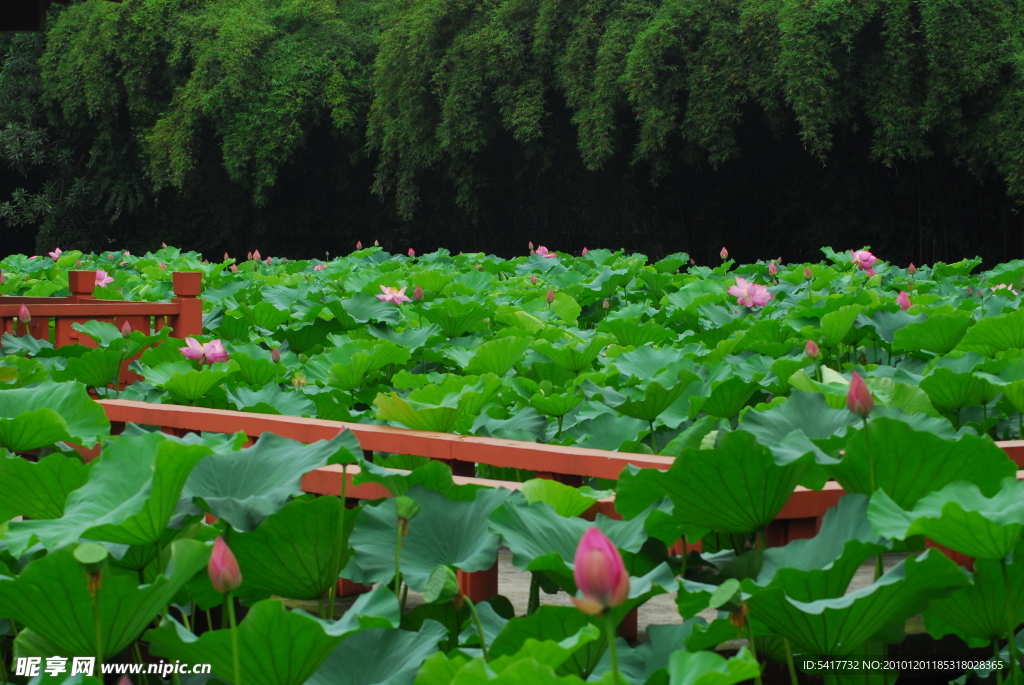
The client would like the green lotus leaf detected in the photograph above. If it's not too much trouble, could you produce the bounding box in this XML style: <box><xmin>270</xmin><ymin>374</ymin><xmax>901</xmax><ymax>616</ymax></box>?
<box><xmin>819</xmin><ymin>305</ymin><xmax>863</xmax><ymax>349</ymax></box>
<box><xmin>237</xmin><ymin>301</ymin><xmax>291</xmax><ymax>330</ymax></box>
<box><xmin>609</xmin><ymin>345</ymin><xmax>685</xmax><ymax>381</ymax></box>
<box><xmin>465</xmin><ymin>336</ymin><xmax>532</xmax><ymax>377</ymax></box>
<box><xmin>746</xmin><ymin>549</ymin><xmax>969</xmax><ymax>656</ymax></box>
<box><xmin>488</xmin><ymin>609</ymin><xmax>604</xmax><ymax>677</ymax></box>
<box><xmin>668</xmin><ymin>649</ymin><xmax>762</xmax><ymax>685</ymax></box>
<box><xmin>52</xmin><ymin>348</ymin><xmax>125</xmax><ymax>388</ymax></box>
<box><xmin>691</xmin><ymin>376</ymin><xmax>758</xmax><ymax>420</ymax></box>
<box><xmin>4</xmin><ymin>432</ymin><xmax>208</xmax><ymax>554</ymax></box>
<box><xmin>344</xmin><ymin>484</ymin><xmax>511</xmax><ymax>591</ymax></box>
<box><xmin>328</xmin><ymin>292</ymin><xmax>403</xmax><ymax>328</ymax></box>
<box><xmin>520</xmin><ymin>478</ymin><xmax>609</xmax><ymax>518</ymax></box>
<box><xmin>597</xmin><ymin>318</ymin><xmax>674</xmax><ymax>348</ymax></box>
<box><xmin>352</xmin><ymin>453</ymin><xmax>485</xmax><ymax>501</ymax></box>
<box><xmin>422</xmin><ymin>298</ymin><xmax>492</xmax><ymax>337</ymax></box>
<box><xmin>891</xmin><ymin>312</ymin><xmax>974</xmax><ymax>355</ymax></box>
<box><xmin>0</xmin><ymin>451</ymin><xmax>91</xmax><ymax>521</ymax></box>
<box><xmin>306</xmin><ymin>622</ymin><xmax>447</xmax><ymax>685</ymax></box>
<box><xmin>867</xmin><ymin>478</ymin><xmax>1024</xmax><ymax>560</ymax></box>
<box><xmin>161</xmin><ymin>368</ymin><xmax>230</xmax><ymax>403</ymax></box>
<box><xmin>825</xmin><ymin>417</ymin><xmax>1015</xmax><ymax>508</ymax></box>
<box><xmin>326</xmin><ymin>341</ymin><xmax>411</xmax><ymax>391</ymax></box>
<box><xmin>919</xmin><ymin>368</ymin><xmax>992</xmax><ymax>412</ymax></box>
<box><xmin>616</xmin><ymin>430</ymin><xmax>814</xmax><ymax>536</ymax></box>
<box><xmin>281</xmin><ymin>318</ymin><xmax>337</xmax><ymax>353</ymax></box>
<box><xmin>368</xmin><ymin>321</ymin><xmax>443</xmax><ymax>350</ymax></box>
<box><xmin>739</xmin><ymin>390</ymin><xmax>856</xmax><ymax>462</ymax></box>
<box><xmin>146</xmin><ymin>586</ymin><xmax>399</xmax><ymax>685</ymax></box>
<box><xmin>184</xmin><ymin>430</ymin><xmax>357</xmax><ymax>532</ymax></box>
<box><xmin>532</xmin><ymin>336</ymin><xmax>614</xmax><ymax>375</ymax></box>
<box><xmin>227</xmin><ymin>384</ymin><xmax>316</xmax><ymax>416</ymax></box>
<box><xmin>959</xmin><ymin>306</ymin><xmax>1024</xmax><ymax>353</ymax></box>
<box><xmin>0</xmin><ymin>381</ymin><xmax>110</xmax><ymax>450</ymax></box>
<box><xmin>616</xmin><ymin>380</ymin><xmax>688</xmax><ymax>424</ymax></box>
<box><xmin>374</xmin><ymin>393</ymin><xmax>462</xmax><ymax>432</ymax></box>
<box><xmin>0</xmin><ymin>539</ymin><xmax>207</xmax><ymax>660</ymax></box>
<box><xmin>522</xmin><ymin>292</ymin><xmax>583</xmax><ymax>325</ymax></box>
<box><xmin>232</xmin><ymin>495</ymin><xmax>361</xmax><ymax>603</ymax></box>
<box><xmin>529</xmin><ymin>391</ymin><xmax>584</xmax><ymax>418</ymax></box>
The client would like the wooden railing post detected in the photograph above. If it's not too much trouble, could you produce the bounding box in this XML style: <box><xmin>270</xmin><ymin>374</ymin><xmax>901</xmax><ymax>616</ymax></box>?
<box><xmin>171</xmin><ymin>272</ymin><xmax>203</xmax><ymax>339</ymax></box>
<box><xmin>458</xmin><ymin>562</ymin><xmax>498</xmax><ymax>603</ymax></box>
<box><xmin>67</xmin><ymin>271</ymin><xmax>96</xmax><ymax>302</ymax></box>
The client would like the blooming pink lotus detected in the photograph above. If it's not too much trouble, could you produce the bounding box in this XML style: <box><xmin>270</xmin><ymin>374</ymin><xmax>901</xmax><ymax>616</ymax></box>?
<box><xmin>851</xmin><ymin>250</ymin><xmax>877</xmax><ymax>275</ymax></box>
<box><xmin>180</xmin><ymin>337</ymin><xmax>229</xmax><ymax>365</ymax></box>
<box><xmin>727</xmin><ymin>277</ymin><xmax>773</xmax><ymax>308</ymax></box>
<box><xmin>377</xmin><ymin>285</ymin><xmax>411</xmax><ymax>305</ymax></box>
<box><xmin>897</xmin><ymin>291</ymin><xmax>911</xmax><ymax>310</ymax></box>
<box><xmin>208</xmin><ymin>537</ymin><xmax>242</xmax><ymax>593</ymax></box>
<box><xmin>95</xmin><ymin>270</ymin><xmax>114</xmax><ymax>287</ymax></box>
<box><xmin>313</xmin><ymin>264</ymin><xmax>326</xmax><ymax>271</ymax></box>
<box><xmin>572</xmin><ymin>528</ymin><xmax>629</xmax><ymax>615</ymax></box>
<box><xmin>48</xmin><ymin>248</ymin><xmax>62</xmax><ymax>260</ymax></box>
<box><xmin>535</xmin><ymin>246</ymin><xmax>556</xmax><ymax>259</ymax></box>
<box><xmin>847</xmin><ymin>371</ymin><xmax>874</xmax><ymax>418</ymax></box>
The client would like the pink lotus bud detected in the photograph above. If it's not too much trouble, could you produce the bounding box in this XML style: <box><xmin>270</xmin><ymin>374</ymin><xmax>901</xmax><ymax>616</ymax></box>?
<box><xmin>374</xmin><ymin>240</ymin><xmax>379</xmax><ymax>247</ymax></box>
<box><xmin>117</xmin><ymin>677</ymin><xmax>133</xmax><ymax>685</ymax></box>
<box><xmin>530</xmin><ymin>249</ymin><xmax>535</xmax><ymax>255</ymax></box>
<box><xmin>18</xmin><ymin>305</ymin><xmax>31</xmax><ymax>323</ymax></box>
<box><xmin>160</xmin><ymin>262</ymin><xmax>167</xmax><ymax>270</ymax></box>
<box><xmin>528</xmin><ymin>241</ymin><xmax>534</xmax><ymax>250</ymax></box>
<box><xmin>847</xmin><ymin>371</ymin><xmax>874</xmax><ymax>418</ymax></box>
<box><xmin>805</xmin><ymin>339</ymin><xmax>820</xmax><ymax>359</ymax></box>
<box><xmin>266</xmin><ymin>257</ymin><xmax>272</xmax><ymax>266</ymax></box>
<box><xmin>967</xmin><ymin>287</ymin><xmax>973</xmax><ymax>296</ymax></box>
<box><xmin>75</xmin><ymin>259</ymin><xmax>82</xmax><ymax>267</ymax></box>
<box><xmin>161</xmin><ymin>242</ymin><xmax>167</xmax><ymax>248</ymax></box>
<box><xmin>121</xmin><ymin>321</ymin><xmax>132</xmax><ymax>338</ymax></box>
<box><xmin>546</xmin><ymin>289</ymin><xmax>555</xmax><ymax>304</ymax></box>
<box><xmin>356</xmin><ymin>241</ymin><xmax>363</xmax><ymax>250</ymax></box>
<box><xmin>804</xmin><ymin>267</ymin><xmax>813</xmax><ymax>280</ymax></box>
<box><xmin>252</xmin><ymin>250</ymin><xmax>261</xmax><ymax>261</ymax></box>
<box><xmin>572</xmin><ymin>528</ymin><xmax>629</xmax><ymax>615</ymax></box>
<box><xmin>247</xmin><ymin>252</ymin><xmax>253</xmax><ymax>260</ymax></box>
<box><xmin>768</xmin><ymin>261</ymin><xmax>779</xmax><ymax>276</ymax></box>
<box><xmin>408</xmin><ymin>248</ymin><xmax>415</xmax><ymax>257</ymax></box>
<box><xmin>230</xmin><ymin>264</ymin><xmax>238</xmax><ymax>273</ymax></box>
<box><xmin>413</xmin><ymin>285</ymin><xmax>423</xmax><ymax>302</ymax></box>
<box><xmin>720</xmin><ymin>247</ymin><xmax>729</xmax><ymax>260</ymax></box>
<box><xmin>271</xmin><ymin>348</ymin><xmax>281</xmax><ymax>363</ymax></box>
<box><xmin>0</xmin><ymin>271</ymin><xmax>5</xmax><ymax>284</ymax></box>
<box><xmin>531</xmin><ymin>275</ymin><xmax>537</xmax><ymax>285</ymax></box>
<box><xmin>908</xmin><ymin>263</ymin><xmax>917</xmax><ymax>275</ymax></box>
<box><xmin>208</xmin><ymin>536</ymin><xmax>242</xmax><ymax>593</ymax></box>
<box><xmin>897</xmin><ymin>291</ymin><xmax>911</xmax><ymax>311</ymax></box>
<box><xmin>689</xmin><ymin>259</ymin><xmax>695</xmax><ymax>265</ymax></box>
<box><xmin>582</xmin><ymin>247</ymin><xmax>589</xmax><ymax>256</ymax></box>
<box><xmin>602</xmin><ymin>299</ymin><xmax>610</xmax><ymax>309</ymax></box>
<box><xmin>224</xmin><ymin>252</ymin><xmax>230</xmax><ymax>261</ymax></box>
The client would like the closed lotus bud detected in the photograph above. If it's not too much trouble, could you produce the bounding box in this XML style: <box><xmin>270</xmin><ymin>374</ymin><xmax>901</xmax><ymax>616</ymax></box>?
<box><xmin>230</xmin><ymin>264</ymin><xmax>238</xmax><ymax>273</ymax></box>
<box><xmin>247</xmin><ymin>252</ymin><xmax>253</xmax><ymax>260</ymax></box>
<box><xmin>768</xmin><ymin>261</ymin><xmax>779</xmax><ymax>276</ymax></box>
<box><xmin>528</xmin><ymin>241</ymin><xmax>534</xmax><ymax>250</ymax></box>
<box><xmin>408</xmin><ymin>248</ymin><xmax>415</xmax><ymax>257</ymax></box>
<box><xmin>253</xmin><ymin>250</ymin><xmax>261</xmax><ymax>261</ymax></box>
<box><xmin>271</xmin><ymin>348</ymin><xmax>281</xmax><ymax>363</ymax></box>
<box><xmin>582</xmin><ymin>247</ymin><xmax>589</xmax><ymax>256</ymax></box>
<box><xmin>121</xmin><ymin>321</ymin><xmax>132</xmax><ymax>338</ymax></box>
<box><xmin>18</xmin><ymin>305</ymin><xmax>30</xmax><ymax>323</ymax></box>
<box><xmin>160</xmin><ymin>262</ymin><xmax>167</xmax><ymax>270</ymax></box>
<box><xmin>117</xmin><ymin>677</ymin><xmax>133</xmax><ymax>685</ymax></box>
<box><xmin>76</xmin><ymin>259</ymin><xmax>83</xmax><ymax>267</ymax></box>
<box><xmin>546</xmin><ymin>289</ymin><xmax>555</xmax><ymax>304</ymax></box>
<box><xmin>224</xmin><ymin>252</ymin><xmax>229</xmax><ymax>261</ymax></box>
<box><xmin>266</xmin><ymin>257</ymin><xmax>272</xmax><ymax>266</ymax></box>
<box><xmin>572</xmin><ymin>528</ymin><xmax>629</xmax><ymax>615</ymax></box>
<box><xmin>530</xmin><ymin>249</ymin><xmax>535</xmax><ymax>255</ymax></box>
<box><xmin>374</xmin><ymin>240</ymin><xmax>379</xmax><ymax>247</ymax></box>
<box><xmin>208</xmin><ymin>536</ymin><xmax>242</xmax><ymax>593</ymax></box>
<box><xmin>805</xmin><ymin>339</ymin><xmax>820</xmax><ymax>359</ymax></box>
<box><xmin>804</xmin><ymin>266</ymin><xmax>813</xmax><ymax>280</ymax></box>
<box><xmin>908</xmin><ymin>263</ymin><xmax>917</xmax><ymax>275</ymax></box>
<box><xmin>356</xmin><ymin>241</ymin><xmax>363</xmax><ymax>250</ymax></box>
<box><xmin>602</xmin><ymin>299</ymin><xmax>610</xmax><ymax>309</ymax></box>
<box><xmin>967</xmin><ymin>287</ymin><xmax>973</xmax><ymax>296</ymax></box>
<box><xmin>414</xmin><ymin>285</ymin><xmax>424</xmax><ymax>302</ymax></box>
<box><xmin>847</xmin><ymin>371</ymin><xmax>874</xmax><ymax>418</ymax></box>
<box><xmin>720</xmin><ymin>247</ymin><xmax>729</xmax><ymax>260</ymax></box>
<box><xmin>161</xmin><ymin>242</ymin><xmax>167</xmax><ymax>248</ymax></box>
<box><xmin>0</xmin><ymin>270</ymin><xmax>4</xmax><ymax>284</ymax></box>
<box><xmin>689</xmin><ymin>259</ymin><xmax>695</xmax><ymax>265</ymax></box>
<box><xmin>897</xmin><ymin>291</ymin><xmax>911</xmax><ymax>310</ymax></box>
<box><xmin>531</xmin><ymin>274</ymin><xmax>537</xmax><ymax>285</ymax></box>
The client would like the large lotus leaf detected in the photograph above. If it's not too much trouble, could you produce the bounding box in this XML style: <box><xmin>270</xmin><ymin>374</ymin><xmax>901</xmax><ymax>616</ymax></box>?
<box><xmin>281</xmin><ymin>319</ymin><xmax>337</xmax><ymax>354</ymax></box>
<box><xmin>304</xmin><ymin>343</ymin><xmax>377</xmax><ymax>384</ymax></box>
<box><xmin>369</xmin><ymin>322</ymin><xmax>443</xmax><ymax>351</ymax></box>
<box><xmin>616</xmin><ymin>381</ymin><xmax>687</xmax><ymax>423</ymax></box>
<box><xmin>328</xmin><ymin>341</ymin><xmax>411</xmax><ymax>391</ymax></box>
<box><xmin>616</xmin><ymin>430</ymin><xmax>814</xmax><ymax>535</ymax></box>
<box><xmin>306</xmin><ymin>621</ymin><xmax>447</xmax><ymax>685</ymax></box>
<box><xmin>891</xmin><ymin>312</ymin><xmax>974</xmax><ymax>355</ymax></box>
<box><xmin>465</xmin><ymin>336</ymin><xmax>532</xmax><ymax>377</ymax></box>
<box><xmin>868</xmin><ymin>478</ymin><xmax>1024</xmax><ymax>560</ymax></box>
<box><xmin>375</xmin><ymin>376</ymin><xmax>501</xmax><ymax>432</ymax></box>
<box><xmin>0</xmin><ymin>451</ymin><xmax>91</xmax><ymax>521</ymax></box>
<box><xmin>0</xmin><ymin>382</ymin><xmax>110</xmax><ymax>450</ymax></box>
<box><xmin>487</xmin><ymin>608</ymin><xmax>605</xmax><ymax>678</ymax></box>
<box><xmin>739</xmin><ymin>390</ymin><xmax>857</xmax><ymax>462</ymax></box>
<box><xmin>238</xmin><ymin>301</ymin><xmax>291</xmax><ymax>330</ymax></box>
<box><xmin>422</xmin><ymin>299</ymin><xmax>491</xmax><ymax>337</ymax></box>
<box><xmin>819</xmin><ymin>305</ymin><xmax>862</xmax><ymax>349</ymax></box>
<box><xmin>161</xmin><ymin>368</ymin><xmax>230</xmax><ymax>403</ymax></box>
<box><xmin>184</xmin><ymin>430</ymin><xmax>357</xmax><ymax>532</ymax></box>
<box><xmin>924</xmin><ymin>539</ymin><xmax>1024</xmax><ymax>645</ymax></box>
<box><xmin>959</xmin><ymin>306</ymin><xmax>1024</xmax><ymax>353</ymax></box>
<box><xmin>521</xmin><ymin>292</ymin><xmax>582</xmax><ymax>325</ymax></box>
<box><xmin>344</xmin><ymin>484</ymin><xmax>511</xmax><ymax>591</ymax></box>
<box><xmin>746</xmin><ymin>550</ymin><xmax>969</xmax><ymax>656</ymax></box>
<box><xmin>609</xmin><ymin>345</ymin><xmax>684</xmax><ymax>380</ymax></box>
<box><xmin>597</xmin><ymin>319</ymin><xmax>674</xmax><ymax>348</ymax></box>
<box><xmin>330</xmin><ymin>292</ymin><xmax>403</xmax><ymax>328</ymax></box>
<box><xmin>824</xmin><ymin>417</ymin><xmax>1015</xmax><ymax>508</ymax></box>
<box><xmin>691</xmin><ymin>376</ymin><xmax>758</xmax><ymax>420</ymax></box>
<box><xmin>352</xmin><ymin>455</ymin><xmax>485</xmax><ymax>501</ymax></box>
<box><xmin>52</xmin><ymin>348</ymin><xmax>125</xmax><ymax>388</ymax></box>
<box><xmin>0</xmin><ymin>539</ymin><xmax>207</xmax><ymax>659</ymax></box>
<box><xmin>920</xmin><ymin>368</ymin><xmax>993</xmax><ymax>412</ymax></box>
<box><xmin>530</xmin><ymin>391</ymin><xmax>584</xmax><ymax>418</ymax></box>
<box><xmin>375</xmin><ymin>393</ymin><xmax>461</xmax><ymax>432</ymax></box>
<box><xmin>520</xmin><ymin>479</ymin><xmax>608</xmax><ymax>518</ymax></box>
<box><xmin>227</xmin><ymin>384</ymin><xmax>316</xmax><ymax>417</ymax></box>
<box><xmin>232</xmin><ymin>495</ymin><xmax>361</xmax><ymax>603</ymax></box>
<box><xmin>146</xmin><ymin>586</ymin><xmax>398</xmax><ymax>685</ymax></box>
<box><xmin>532</xmin><ymin>336</ymin><xmax>614</xmax><ymax>374</ymax></box>
<box><xmin>5</xmin><ymin>433</ymin><xmax>208</xmax><ymax>554</ymax></box>
<box><xmin>668</xmin><ymin>649</ymin><xmax>762</xmax><ymax>685</ymax></box>
<box><xmin>862</xmin><ymin>310</ymin><xmax>927</xmax><ymax>344</ymax></box>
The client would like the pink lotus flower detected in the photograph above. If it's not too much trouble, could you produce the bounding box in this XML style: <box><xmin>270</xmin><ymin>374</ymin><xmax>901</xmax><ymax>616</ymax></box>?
<box><xmin>313</xmin><ymin>264</ymin><xmax>326</xmax><ymax>271</ymax></box>
<box><xmin>121</xmin><ymin>321</ymin><xmax>132</xmax><ymax>338</ymax></box>
<box><xmin>48</xmin><ymin>248</ymin><xmax>62</xmax><ymax>260</ymax></box>
<box><xmin>572</xmin><ymin>528</ymin><xmax>629</xmax><ymax>615</ymax></box>
<box><xmin>847</xmin><ymin>371</ymin><xmax>874</xmax><ymax>418</ymax></box>
<box><xmin>224</xmin><ymin>252</ymin><xmax>230</xmax><ymax>261</ymax></box>
<box><xmin>377</xmin><ymin>286</ymin><xmax>411</xmax><ymax>305</ymax></box>
<box><xmin>247</xmin><ymin>252</ymin><xmax>253</xmax><ymax>260</ymax></box>
<box><xmin>727</xmin><ymin>277</ymin><xmax>773</xmax><ymax>308</ymax></box>
<box><xmin>908</xmin><ymin>263</ymin><xmax>917</xmax><ymax>275</ymax></box>
<box><xmin>535</xmin><ymin>246</ymin><xmax>556</xmax><ymax>259</ymax></box>
<box><xmin>546</xmin><ymin>289</ymin><xmax>555</xmax><ymax>304</ymax></box>
<box><xmin>408</xmin><ymin>248</ymin><xmax>415</xmax><ymax>257</ymax></box>
<box><xmin>804</xmin><ymin>266</ymin><xmax>813</xmax><ymax>280</ymax></box>
<box><xmin>208</xmin><ymin>537</ymin><xmax>242</xmax><ymax>593</ymax></box>
<box><xmin>265</xmin><ymin>257</ymin><xmax>272</xmax><ymax>265</ymax></box>
<box><xmin>18</xmin><ymin>305</ymin><xmax>30</xmax><ymax>323</ymax></box>
<box><xmin>180</xmin><ymin>338</ymin><xmax>229</xmax><ymax>365</ymax></box>
<box><xmin>271</xmin><ymin>348</ymin><xmax>281</xmax><ymax>363</ymax></box>
<box><xmin>805</xmin><ymin>339</ymin><xmax>820</xmax><ymax>359</ymax></box>
<box><xmin>356</xmin><ymin>241</ymin><xmax>363</xmax><ymax>250</ymax></box>
<box><xmin>582</xmin><ymin>247</ymin><xmax>589</xmax><ymax>256</ymax></box>
<box><xmin>897</xmin><ymin>291</ymin><xmax>911</xmax><ymax>310</ymax></box>
<box><xmin>528</xmin><ymin>241</ymin><xmax>534</xmax><ymax>250</ymax></box>
<box><xmin>720</xmin><ymin>247</ymin><xmax>729</xmax><ymax>260</ymax></box>
<box><xmin>768</xmin><ymin>261</ymin><xmax>779</xmax><ymax>276</ymax></box>
<box><xmin>252</xmin><ymin>250</ymin><xmax>261</xmax><ymax>261</ymax></box>
<box><xmin>602</xmin><ymin>299</ymin><xmax>610</xmax><ymax>309</ymax></box>
<box><xmin>851</xmin><ymin>250</ymin><xmax>877</xmax><ymax>273</ymax></box>
<box><xmin>230</xmin><ymin>264</ymin><xmax>238</xmax><ymax>273</ymax></box>
<box><xmin>95</xmin><ymin>270</ymin><xmax>114</xmax><ymax>287</ymax></box>
<box><xmin>160</xmin><ymin>262</ymin><xmax>167</xmax><ymax>270</ymax></box>
<box><xmin>374</xmin><ymin>240</ymin><xmax>379</xmax><ymax>247</ymax></box>
<box><xmin>530</xmin><ymin>275</ymin><xmax>537</xmax><ymax>285</ymax></box>
<box><xmin>413</xmin><ymin>285</ymin><xmax>424</xmax><ymax>302</ymax></box>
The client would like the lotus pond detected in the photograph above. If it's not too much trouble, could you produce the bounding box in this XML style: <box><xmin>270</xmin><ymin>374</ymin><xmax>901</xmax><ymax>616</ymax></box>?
<box><xmin>1</xmin><ymin>245</ymin><xmax>1024</xmax><ymax>685</ymax></box>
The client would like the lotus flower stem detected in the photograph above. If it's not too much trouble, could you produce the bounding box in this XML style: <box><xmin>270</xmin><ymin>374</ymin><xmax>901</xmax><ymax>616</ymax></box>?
<box><xmin>328</xmin><ymin>464</ymin><xmax>348</xmax><ymax>620</ymax></box>
<box><xmin>400</xmin><ymin>584</ymin><xmax>409</xmax><ymax>615</ymax></box>
<box><xmin>863</xmin><ymin>417</ymin><xmax>884</xmax><ymax>581</ymax></box>
<box><xmin>93</xmin><ymin>594</ymin><xmax>104</xmax><ymax>669</ymax></box>
<box><xmin>226</xmin><ymin>591</ymin><xmax>242</xmax><ymax>685</ymax></box>
<box><xmin>744</xmin><ymin>619</ymin><xmax>764</xmax><ymax>685</ymax></box>
<box><xmin>648</xmin><ymin>421</ymin><xmax>659</xmax><ymax>454</ymax></box>
<box><xmin>997</xmin><ymin>642</ymin><xmax>1005</xmax><ymax>685</ymax></box>
<box><xmin>528</xmin><ymin>575</ymin><xmax>540</xmax><ymax>615</ymax></box>
<box><xmin>604</xmin><ymin>613</ymin><xmax>621</xmax><ymax>685</ymax></box>
<box><xmin>465</xmin><ymin>597</ymin><xmax>490</xmax><ymax>662</ymax></box>
<box><xmin>1002</xmin><ymin>559</ymin><xmax>1021</xmax><ymax>685</ymax></box>
<box><xmin>394</xmin><ymin>522</ymin><xmax>404</xmax><ymax>601</ymax></box>
<box><xmin>782</xmin><ymin>638</ymin><xmax>799</xmax><ymax>685</ymax></box>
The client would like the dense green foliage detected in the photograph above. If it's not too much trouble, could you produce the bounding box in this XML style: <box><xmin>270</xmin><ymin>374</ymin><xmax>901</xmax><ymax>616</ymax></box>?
<box><xmin>2</xmin><ymin>0</ymin><xmax>1024</xmax><ymax>263</ymax></box>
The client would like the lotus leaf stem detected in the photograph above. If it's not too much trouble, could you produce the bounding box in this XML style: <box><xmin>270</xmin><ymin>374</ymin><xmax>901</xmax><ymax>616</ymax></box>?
<box><xmin>394</xmin><ymin>519</ymin><xmax>404</xmax><ymax>601</ymax></box>
<box><xmin>605</xmin><ymin>612</ymin><xmax>621</xmax><ymax>685</ymax></box>
<box><xmin>528</xmin><ymin>575</ymin><xmax>540</xmax><ymax>615</ymax></box>
<box><xmin>1002</xmin><ymin>559</ymin><xmax>1021</xmax><ymax>685</ymax></box>
<box><xmin>328</xmin><ymin>464</ymin><xmax>348</xmax><ymax>620</ymax></box>
<box><xmin>782</xmin><ymin>638</ymin><xmax>798</xmax><ymax>685</ymax></box>
<box><xmin>864</xmin><ymin>417</ymin><xmax>883</xmax><ymax>581</ymax></box>
<box><xmin>226</xmin><ymin>590</ymin><xmax>242</xmax><ymax>685</ymax></box>
<box><xmin>465</xmin><ymin>598</ymin><xmax>490</xmax><ymax>662</ymax></box>
<box><xmin>745</xmin><ymin>617</ymin><xmax>763</xmax><ymax>685</ymax></box>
